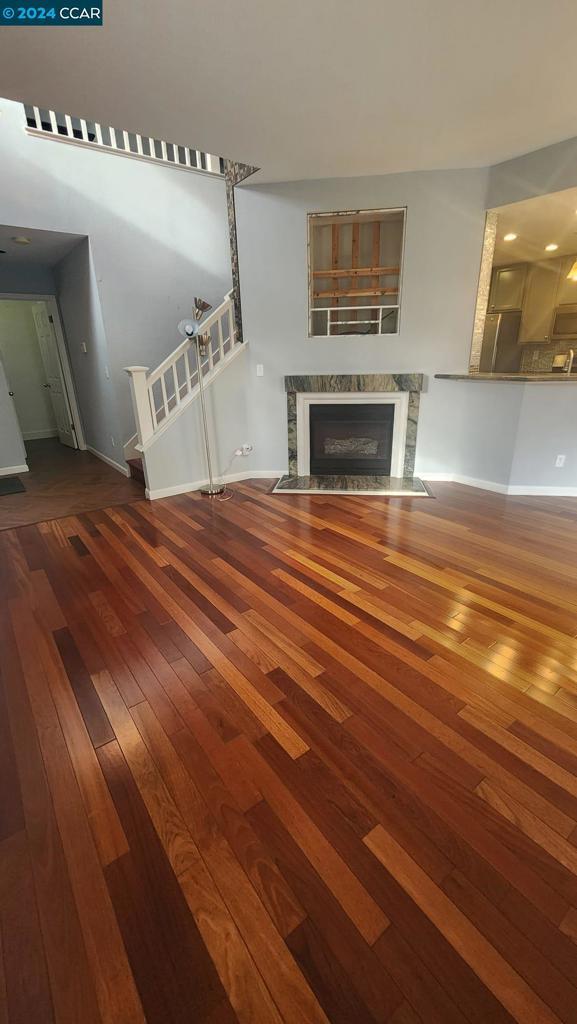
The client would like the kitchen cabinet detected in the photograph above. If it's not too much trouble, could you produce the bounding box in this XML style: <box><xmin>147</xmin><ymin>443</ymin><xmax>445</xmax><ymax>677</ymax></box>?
<box><xmin>518</xmin><ymin>260</ymin><xmax>561</xmax><ymax>343</ymax></box>
<box><xmin>488</xmin><ymin>264</ymin><xmax>527</xmax><ymax>311</ymax></box>
<box><xmin>554</xmin><ymin>256</ymin><xmax>577</xmax><ymax>305</ymax></box>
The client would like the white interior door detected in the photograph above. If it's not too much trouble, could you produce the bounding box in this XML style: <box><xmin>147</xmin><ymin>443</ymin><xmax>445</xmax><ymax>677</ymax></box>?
<box><xmin>0</xmin><ymin>353</ymin><xmax>27</xmax><ymax>469</ymax></box>
<box><xmin>31</xmin><ymin>302</ymin><xmax>77</xmax><ymax>448</ymax></box>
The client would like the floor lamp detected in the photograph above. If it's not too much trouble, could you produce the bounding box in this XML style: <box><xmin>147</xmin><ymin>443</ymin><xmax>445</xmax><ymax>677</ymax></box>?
<box><xmin>177</xmin><ymin>297</ymin><xmax>225</xmax><ymax>497</ymax></box>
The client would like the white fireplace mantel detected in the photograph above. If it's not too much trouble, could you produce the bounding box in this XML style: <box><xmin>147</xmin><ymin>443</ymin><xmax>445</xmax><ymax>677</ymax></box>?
<box><xmin>296</xmin><ymin>391</ymin><xmax>409</xmax><ymax>477</ymax></box>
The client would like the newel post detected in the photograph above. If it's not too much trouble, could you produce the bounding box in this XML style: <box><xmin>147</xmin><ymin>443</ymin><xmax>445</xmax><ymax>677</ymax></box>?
<box><xmin>124</xmin><ymin>366</ymin><xmax>154</xmax><ymax>446</ymax></box>
<box><xmin>225</xmin><ymin>290</ymin><xmax>238</xmax><ymax>343</ymax></box>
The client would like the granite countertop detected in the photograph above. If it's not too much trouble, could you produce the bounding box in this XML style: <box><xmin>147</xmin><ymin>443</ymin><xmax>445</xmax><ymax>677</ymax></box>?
<box><xmin>435</xmin><ymin>372</ymin><xmax>577</xmax><ymax>383</ymax></box>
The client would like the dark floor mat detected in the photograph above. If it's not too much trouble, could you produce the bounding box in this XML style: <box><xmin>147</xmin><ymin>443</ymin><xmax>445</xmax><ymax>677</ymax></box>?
<box><xmin>0</xmin><ymin>476</ymin><xmax>25</xmax><ymax>495</ymax></box>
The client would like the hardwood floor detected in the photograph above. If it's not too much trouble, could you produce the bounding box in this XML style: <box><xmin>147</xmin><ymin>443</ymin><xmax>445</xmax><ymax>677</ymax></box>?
<box><xmin>1</xmin><ymin>479</ymin><xmax>577</xmax><ymax>1023</ymax></box>
<box><xmin>0</xmin><ymin>438</ymin><xmax>144</xmax><ymax>530</ymax></box>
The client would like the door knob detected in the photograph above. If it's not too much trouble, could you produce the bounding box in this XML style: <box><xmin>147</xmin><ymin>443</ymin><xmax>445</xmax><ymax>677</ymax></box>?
<box><xmin>42</xmin><ymin>383</ymin><xmax>51</xmax><ymax>389</ymax></box>
<box><xmin>8</xmin><ymin>391</ymin><xmax>14</xmax><ymax>396</ymax></box>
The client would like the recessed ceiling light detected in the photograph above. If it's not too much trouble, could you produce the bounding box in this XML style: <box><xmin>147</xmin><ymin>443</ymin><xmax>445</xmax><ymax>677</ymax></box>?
<box><xmin>11</xmin><ymin>236</ymin><xmax>31</xmax><ymax>245</ymax></box>
<box><xmin>545</xmin><ymin>243</ymin><xmax>559</xmax><ymax>251</ymax></box>
<box><xmin>503</xmin><ymin>233</ymin><xmax>517</xmax><ymax>241</ymax></box>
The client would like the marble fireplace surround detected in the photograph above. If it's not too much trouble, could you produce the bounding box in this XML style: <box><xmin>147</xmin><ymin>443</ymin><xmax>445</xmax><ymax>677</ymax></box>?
<box><xmin>285</xmin><ymin>374</ymin><xmax>424</xmax><ymax>478</ymax></box>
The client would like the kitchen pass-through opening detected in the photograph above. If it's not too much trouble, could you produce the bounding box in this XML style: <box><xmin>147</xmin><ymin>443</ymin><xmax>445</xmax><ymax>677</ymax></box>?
<box><xmin>309</xmin><ymin>402</ymin><xmax>394</xmax><ymax>475</ymax></box>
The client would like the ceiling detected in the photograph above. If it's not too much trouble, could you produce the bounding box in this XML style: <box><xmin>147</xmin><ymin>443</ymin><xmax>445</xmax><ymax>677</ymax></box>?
<box><xmin>0</xmin><ymin>225</ymin><xmax>85</xmax><ymax>265</ymax></box>
<box><xmin>2</xmin><ymin>1</ymin><xmax>577</xmax><ymax>183</ymax></box>
<box><xmin>493</xmin><ymin>188</ymin><xmax>577</xmax><ymax>265</ymax></box>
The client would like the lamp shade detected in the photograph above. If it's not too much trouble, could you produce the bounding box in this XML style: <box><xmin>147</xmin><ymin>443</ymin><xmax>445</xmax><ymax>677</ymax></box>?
<box><xmin>567</xmin><ymin>260</ymin><xmax>577</xmax><ymax>281</ymax></box>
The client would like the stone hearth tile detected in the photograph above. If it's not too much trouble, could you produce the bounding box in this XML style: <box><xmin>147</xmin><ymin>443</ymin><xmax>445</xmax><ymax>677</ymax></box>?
<box><xmin>287</xmin><ymin>391</ymin><xmax>298</xmax><ymax>476</ymax></box>
<box><xmin>404</xmin><ymin>391</ymin><xmax>420</xmax><ymax>476</ymax></box>
<box><xmin>272</xmin><ymin>474</ymin><xmax>430</xmax><ymax>495</ymax></box>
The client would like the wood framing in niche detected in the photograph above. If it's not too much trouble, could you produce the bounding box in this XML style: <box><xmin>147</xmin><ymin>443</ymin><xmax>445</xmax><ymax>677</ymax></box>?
<box><xmin>308</xmin><ymin>208</ymin><xmax>405</xmax><ymax>337</ymax></box>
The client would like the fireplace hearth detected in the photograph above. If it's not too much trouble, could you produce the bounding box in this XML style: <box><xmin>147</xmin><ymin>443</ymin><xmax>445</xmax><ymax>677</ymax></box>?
<box><xmin>277</xmin><ymin>373</ymin><xmax>426</xmax><ymax>494</ymax></box>
<box><xmin>309</xmin><ymin>402</ymin><xmax>394</xmax><ymax>475</ymax></box>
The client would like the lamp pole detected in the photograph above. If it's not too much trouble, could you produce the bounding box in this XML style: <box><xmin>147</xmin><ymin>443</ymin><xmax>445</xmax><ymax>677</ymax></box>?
<box><xmin>178</xmin><ymin>297</ymin><xmax>225</xmax><ymax>498</ymax></box>
<box><xmin>195</xmin><ymin>329</ymin><xmax>224</xmax><ymax>496</ymax></box>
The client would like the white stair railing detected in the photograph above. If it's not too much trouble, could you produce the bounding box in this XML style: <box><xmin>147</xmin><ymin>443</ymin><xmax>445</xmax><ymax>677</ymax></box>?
<box><xmin>125</xmin><ymin>291</ymin><xmax>243</xmax><ymax>451</ymax></box>
<box><xmin>24</xmin><ymin>105</ymin><xmax>224</xmax><ymax>177</ymax></box>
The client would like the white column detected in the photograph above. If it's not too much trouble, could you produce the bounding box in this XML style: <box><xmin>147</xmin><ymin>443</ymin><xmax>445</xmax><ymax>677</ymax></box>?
<box><xmin>124</xmin><ymin>366</ymin><xmax>154</xmax><ymax>446</ymax></box>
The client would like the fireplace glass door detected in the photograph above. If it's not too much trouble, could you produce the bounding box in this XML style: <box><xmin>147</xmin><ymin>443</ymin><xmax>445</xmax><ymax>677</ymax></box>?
<box><xmin>309</xmin><ymin>403</ymin><xmax>394</xmax><ymax>475</ymax></box>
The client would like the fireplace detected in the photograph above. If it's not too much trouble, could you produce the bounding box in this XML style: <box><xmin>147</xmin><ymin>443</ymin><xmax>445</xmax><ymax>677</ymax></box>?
<box><xmin>309</xmin><ymin>402</ymin><xmax>394</xmax><ymax>475</ymax></box>
<box><xmin>283</xmin><ymin>375</ymin><xmax>425</xmax><ymax>484</ymax></box>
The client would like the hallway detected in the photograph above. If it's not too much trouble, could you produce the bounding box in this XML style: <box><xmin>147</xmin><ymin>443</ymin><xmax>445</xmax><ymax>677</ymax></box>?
<box><xmin>0</xmin><ymin>439</ymin><xmax>144</xmax><ymax>529</ymax></box>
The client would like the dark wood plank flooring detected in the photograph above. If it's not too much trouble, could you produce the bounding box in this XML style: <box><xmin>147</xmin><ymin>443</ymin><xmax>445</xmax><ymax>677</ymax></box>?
<box><xmin>0</xmin><ymin>438</ymin><xmax>144</xmax><ymax>530</ymax></box>
<box><xmin>1</xmin><ymin>479</ymin><xmax>577</xmax><ymax>1023</ymax></box>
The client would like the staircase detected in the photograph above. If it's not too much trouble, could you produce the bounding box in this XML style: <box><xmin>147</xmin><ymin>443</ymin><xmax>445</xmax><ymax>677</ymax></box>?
<box><xmin>124</xmin><ymin>291</ymin><xmax>245</xmax><ymax>493</ymax></box>
<box><xmin>126</xmin><ymin>457</ymin><xmax>145</xmax><ymax>485</ymax></box>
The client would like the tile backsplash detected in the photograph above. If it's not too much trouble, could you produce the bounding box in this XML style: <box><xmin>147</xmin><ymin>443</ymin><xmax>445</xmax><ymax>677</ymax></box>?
<box><xmin>520</xmin><ymin>341</ymin><xmax>573</xmax><ymax>372</ymax></box>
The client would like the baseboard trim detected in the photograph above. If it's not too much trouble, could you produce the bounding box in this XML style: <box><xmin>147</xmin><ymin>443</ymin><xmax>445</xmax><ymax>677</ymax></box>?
<box><xmin>86</xmin><ymin>445</ymin><xmax>130</xmax><ymax>477</ymax></box>
<box><xmin>146</xmin><ymin>469</ymin><xmax>286</xmax><ymax>500</ymax></box>
<box><xmin>421</xmin><ymin>473</ymin><xmax>509</xmax><ymax>494</ymax></box>
<box><xmin>123</xmin><ymin>433</ymin><xmax>140</xmax><ymax>462</ymax></box>
<box><xmin>22</xmin><ymin>429</ymin><xmax>58</xmax><ymax>440</ymax></box>
<box><xmin>147</xmin><ymin>468</ymin><xmax>577</xmax><ymax>501</ymax></box>
<box><xmin>421</xmin><ymin>473</ymin><xmax>577</xmax><ymax>497</ymax></box>
<box><xmin>0</xmin><ymin>463</ymin><xmax>29</xmax><ymax>478</ymax></box>
<box><xmin>506</xmin><ymin>484</ymin><xmax>577</xmax><ymax>496</ymax></box>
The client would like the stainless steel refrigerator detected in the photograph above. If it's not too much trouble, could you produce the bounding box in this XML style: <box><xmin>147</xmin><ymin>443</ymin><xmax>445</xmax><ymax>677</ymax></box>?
<box><xmin>479</xmin><ymin>311</ymin><xmax>522</xmax><ymax>373</ymax></box>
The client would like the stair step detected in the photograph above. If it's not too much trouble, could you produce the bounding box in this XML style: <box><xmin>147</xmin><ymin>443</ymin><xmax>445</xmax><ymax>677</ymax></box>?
<box><xmin>127</xmin><ymin>457</ymin><xmax>145</xmax><ymax>485</ymax></box>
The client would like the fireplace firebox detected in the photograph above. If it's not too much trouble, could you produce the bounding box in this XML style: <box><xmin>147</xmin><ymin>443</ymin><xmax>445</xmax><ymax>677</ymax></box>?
<box><xmin>309</xmin><ymin>403</ymin><xmax>394</xmax><ymax>475</ymax></box>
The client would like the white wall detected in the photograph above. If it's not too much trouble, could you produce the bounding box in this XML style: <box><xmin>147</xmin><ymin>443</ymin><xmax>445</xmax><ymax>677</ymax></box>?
<box><xmin>143</xmin><ymin>348</ymin><xmax>252</xmax><ymax>496</ymax></box>
<box><xmin>510</xmin><ymin>386</ymin><xmax>577</xmax><ymax>491</ymax></box>
<box><xmin>55</xmin><ymin>239</ymin><xmax>122</xmax><ymax>461</ymax></box>
<box><xmin>0</xmin><ymin>99</ymin><xmax>233</xmax><ymax>463</ymax></box>
<box><xmin>488</xmin><ymin>135</ymin><xmax>577</xmax><ymax>209</ymax></box>
<box><xmin>0</xmin><ymin>300</ymin><xmax>57</xmax><ymax>439</ymax></box>
<box><xmin>426</xmin><ymin>380</ymin><xmax>523</xmax><ymax>488</ymax></box>
<box><xmin>235</xmin><ymin>169</ymin><xmax>492</xmax><ymax>477</ymax></box>
<box><xmin>0</xmin><ymin>260</ymin><xmax>56</xmax><ymax>294</ymax></box>
<box><xmin>233</xmin><ymin>169</ymin><xmax>577</xmax><ymax>493</ymax></box>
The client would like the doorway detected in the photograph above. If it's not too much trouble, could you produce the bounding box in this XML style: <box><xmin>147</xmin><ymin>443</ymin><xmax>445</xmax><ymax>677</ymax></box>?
<box><xmin>0</xmin><ymin>294</ymin><xmax>85</xmax><ymax>451</ymax></box>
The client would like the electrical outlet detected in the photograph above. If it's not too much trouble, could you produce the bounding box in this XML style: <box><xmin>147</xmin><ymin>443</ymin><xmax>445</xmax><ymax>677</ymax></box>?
<box><xmin>555</xmin><ymin>454</ymin><xmax>566</xmax><ymax>468</ymax></box>
<box><xmin>104</xmin><ymin>364</ymin><xmax>110</xmax><ymax>380</ymax></box>
<box><xmin>111</xmin><ymin>436</ymin><xmax>116</xmax><ymax>447</ymax></box>
<box><xmin>256</xmin><ymin>364</ymin><xmax>264</xmax><ymax>377</ymax></box>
